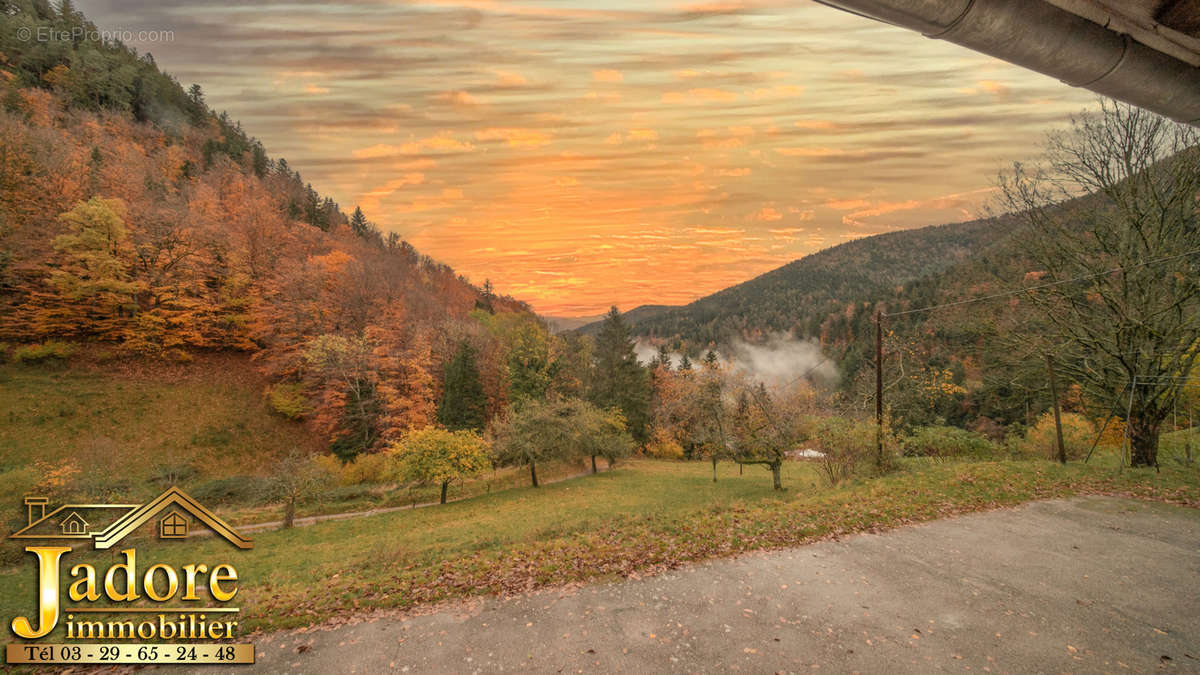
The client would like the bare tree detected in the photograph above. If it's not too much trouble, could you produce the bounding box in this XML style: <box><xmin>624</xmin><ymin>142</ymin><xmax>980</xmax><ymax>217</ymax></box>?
<box><xmin>997</xmin><ymin>100</ymin><xmax>1200</xmax><ymax>467</ymax></box>
<box><xmin>267</xmin><ymin>452</ymin><xmax>331</xmax><ymax>529</ymax></box>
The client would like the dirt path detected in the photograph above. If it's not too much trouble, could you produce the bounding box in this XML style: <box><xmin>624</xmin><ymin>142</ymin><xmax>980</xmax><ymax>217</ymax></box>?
<box><xmin>202</xmin><ymin>496</ymin><xmax>1200</xmax><ymax>673</ymax></box>
<box><xmin>234</xmin><ymin>468</ymin><xmax>598</xmax><ymax>533</ymax></box>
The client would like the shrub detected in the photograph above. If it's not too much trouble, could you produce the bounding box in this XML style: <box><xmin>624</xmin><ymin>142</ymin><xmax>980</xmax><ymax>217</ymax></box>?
<box><xmin>903</xmin><ymin>426</ymin><xmax>997</xmax><ymax>462</ymax></box>
<box><xmin>266</xmin><ymin>382</ymin><xmax>311</xmax><ymax>420</ymax></box>
<box><xmin>330</xmin><ymin>451</ymin><xmax>399</xmax><ymax>486</ymax></box>
<box><xmin>645</xmin><ymin>428</ymin><xmax>685</xmax><ymax>460</ymax></box>
<box><xmin>190</xmin><ymin>475</ymin><xmax>271</xmax><ymax>505</ymax></box>
<box><xmin>13</xmin><ymin>341</ymin><xmax>77</xmax><ymax>364</ymax></box>
<box><xmin>321</xmin><ymin>484</ymin><xmax>379</xmax><ymax>504</ymax></box>
<box><xmin>191</xmin><ymin>424</ymin><xmax>236</xmax><ymax>448</ymax></box>
<box><xmin>163</xmin><ymin>348</ymin><xmax>193</xmax><ymax>363</ymax></box>
<box><xmin>812</xmin><ymin>417</ymin><xmax>895</xmax><ymax>486</ymax></box>
<box><xmin>1020</xmin><ymin>412</ymin><xmax>1095</xmax><ymax>460</ymax></box>
<box><xmin>33</xmin><ymin>458</ymin><xmax>81</xmax><ymax>497</ymax></box>
<box><xmin>150</xmin><ymin>461</ymin><xmax>198</xmax><ymax>486</ymax></box>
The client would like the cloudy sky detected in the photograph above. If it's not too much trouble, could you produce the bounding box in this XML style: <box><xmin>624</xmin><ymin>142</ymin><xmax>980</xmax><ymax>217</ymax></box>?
<box><xmin>79</xmin><ymin>0</ymin><xmax>1094</xmax><ymax>316</ymax></box>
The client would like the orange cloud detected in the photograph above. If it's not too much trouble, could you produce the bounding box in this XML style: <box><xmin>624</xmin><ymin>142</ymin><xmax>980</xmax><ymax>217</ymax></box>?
<box><xmin>493</xmin><ymin>70</ymin><xmax>528</xmax><ymax>87</ymax></box>
<box><xmin>794</xmin><ymin>120</ymin><xmax>840</xmax><ymax>131</ymax></box>
<box><xmin>768</xmin><ymin>227</ymin><xmax>806</xmax><ymax>237</ymax></box>
<box><xmin>839</xmin><ymin>188</ymin><xmax>996</xmax><ymax>226</ymax></box>
<box><xmin>432</xmin><ymin>90</ymin><xmax>480</xmax><ymax>107</ymax></box>
<box><xmin>775</xmin><ymin>147</ymin><xmax>842</xmax><ymax>157</ymax></box>
<box><xmin>755</xmin><ymin>206</ymin><xmax>783</xmax><ymax>222</ymax></box>
<box><xmin>352</xmin><ymin>133</ymin><xmax>474</xmax><ymax>157</ymax></box>
<box><xmin>823</xmin><ymin>198</ymin><xmax>871</xmax><ymax>210</ymax></box>
<box><xmin>592</xmin><ymin>69</ymin><xmax>624</xmax><ymax>83</ymax></box>
<box><xmin>358</xmin><ymin>173</ymin><xmax>426</xmax><ymax>212</ymax></box>
<box><xmin>979</xmin><ymin>80</ymin><xmax>1010</xmax><ymax>100</ymax></box>
<box><xmin>662</xmin><ymin>88</ymin><xmax>739</xmax><ymax>104</ymax></box>
<box><xmin>749</xmin><ymin>84</ymin><xmax>804</xmax><ymax>99</ymax></box>
<box><xmin>474</xmin><ymin>128</ymin><xmax>553</xmax><ymax>148</ymax></box>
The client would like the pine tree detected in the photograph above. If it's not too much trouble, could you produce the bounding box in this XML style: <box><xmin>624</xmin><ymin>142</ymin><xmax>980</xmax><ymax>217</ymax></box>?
<box><xmin>475</xmin><ymin>279</ymin><xmax>496</xmax><ymax>313</ymax></box>
<box><xmin>437</xmin><ymin>341</ymin><xmax>487</xmax><ymax>431</ymax></box>
<box><xmin>349</xmin><ymin>206</ymin><xmax>370</xmax><ymax>237</ymax></box>
<box><xmin>678</xmin><ymin>354</ymin><xmax>693</xmax><ymax>371</ymax></box>
<box><xmin>655</xmin><ymin>344</ymin><xmax>672</xmax><ymax>370</ymax></box>
<box><xmin>590</xmin><ymin>306</ymin><xmax>650</xmax><ymax>444</ymax></box>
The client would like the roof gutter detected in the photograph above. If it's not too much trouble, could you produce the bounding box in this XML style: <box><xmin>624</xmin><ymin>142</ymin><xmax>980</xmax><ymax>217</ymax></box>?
<box><xmin>815</xmin><ymin>0</ymin><xmax>1200</xmax><ymax>126</ymax></box>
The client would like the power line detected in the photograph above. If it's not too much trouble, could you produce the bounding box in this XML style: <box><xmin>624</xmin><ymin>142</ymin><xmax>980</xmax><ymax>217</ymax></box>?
<box><xmin>1131</xmin><ymin>376</ymin><xmax>1200</xmax><ymax>382</ymax></box>
<box><xmin>882</xmin><ymin>248</ymin><xmax>1200</xmax><ymax>318</ymax></box>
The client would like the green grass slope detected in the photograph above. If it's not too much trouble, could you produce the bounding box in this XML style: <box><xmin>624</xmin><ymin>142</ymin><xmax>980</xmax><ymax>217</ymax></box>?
<box><xmin>0</xmin><ymin>354</ymin><xmax>321</xmax><ymax>523</ymax></box>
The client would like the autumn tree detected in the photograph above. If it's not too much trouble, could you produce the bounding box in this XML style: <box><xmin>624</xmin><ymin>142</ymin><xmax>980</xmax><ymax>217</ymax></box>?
<box><xmin>997</xmin><ymin>100</ymin><xmax>1200</xmax><ymax>467</ymax></box>
<box><xmin>304</xmin><ymin>334</ymin><xmax>380</xmax><ymax>460</ymax></box>
<box><xmin>490</xmin><ymin>397</ymin><xmax>573</xmax><ymax>487</ymax></box>
<box><xmin>650</xmin><ymin>355</ymin><xmax>729</xmax><ymax>479</ymax></box>
<box><xmin>476</xmin><ymin>311</ymin><xmax>557</xmax><ymax>405</ymax></box>
<box><xmin>727</xmin><ymin>381</ymin><xmax>810</xmax><ymax>490</ymax></box>
<box><xmin>567</xmin><ymin>398</ymin><xmax>634</xmax><ymax>473</ymax></box>
<box><xmin>392</xmin><ymin>427</ymin><xmax>490</xmax><ymax>504</ymax></box>
<box><xmin>39</xmin><ymin>197</ymin><xmax>142</xmax><ymax>337</ymax></box>
<box><xmin>371</xmin><ymin>317</ymin><xmax>437</xmax><ymax>440</ymax></box>
<box><xmin>490</xmin><ymin>396</ymin><xmax>633</xmax><ymax>483</ymax></box>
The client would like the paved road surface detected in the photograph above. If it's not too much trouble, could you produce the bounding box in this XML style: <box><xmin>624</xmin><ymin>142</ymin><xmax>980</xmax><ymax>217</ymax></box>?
<box><xmin>207</xmin><ymin>496</ymin><xmax>1200</xmax><ymax>673</ymax></box>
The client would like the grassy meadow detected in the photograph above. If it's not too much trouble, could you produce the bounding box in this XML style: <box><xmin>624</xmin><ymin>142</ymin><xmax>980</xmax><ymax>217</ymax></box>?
<box><xmin>1</xmin><ymin>357</ymin><xmax>1198</xmax><ymax>639</ymax></box>
<box><xmin>1</xmin><ymin>457</ymin><xmax>1196</xmax><ymax>638</ymax></box>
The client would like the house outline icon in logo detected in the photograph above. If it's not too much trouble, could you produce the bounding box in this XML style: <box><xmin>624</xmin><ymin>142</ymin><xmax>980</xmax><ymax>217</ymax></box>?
<box><xmin>9</xmin><ymin>486</ymin><xmax>252</xmax><ymax>549</ymax></box>
<box><xmin>60</xmin><ymin>511</ymin><xmax>89</xmax><ymax>535</ymax></box>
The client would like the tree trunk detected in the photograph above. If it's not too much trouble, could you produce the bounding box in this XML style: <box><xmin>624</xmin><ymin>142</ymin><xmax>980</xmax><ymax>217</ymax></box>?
<box><xmin>711</xmin><ymin>456</ymin><xmax>717</xmax><ymax>482</ymax></box>
<box><xmin>283</xmin><ymin>499</ymin><xmax>295</xmax><ymax>529</ymax></box>
<box><xmin>1047</xmin><ymin>355</ymin><xmax>1066</xmax><ymax>464</ymax></box>
<box><xmin>530</xmin><ymin>460</ymin><xmax>539</xmax><ymax>487</ymax></box>
<box><xmin>591</xmin><ymin>455</ymin><xmax>597</xmax><ymax>474</ymax></box>
<box><xmin>440</xmin><ymin>480</ymin><xmax>449</xmax><ymax>504</ymax></box>
<box><xmin>1128</xmin><ymin>415</ymin><xmax>1161</xmax><ymax>468</ymax></box>
<box><xmin>770</xmin><ymin>462</ymin><xmax>782</xmax><ymax>490</ymax></box>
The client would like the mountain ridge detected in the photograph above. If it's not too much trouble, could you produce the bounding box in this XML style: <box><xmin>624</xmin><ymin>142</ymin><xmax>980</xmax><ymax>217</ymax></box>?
<box><xmin>577</xmin><ymin>214</ymin><xmax>1012</xmax><ymax>344</ymax></box>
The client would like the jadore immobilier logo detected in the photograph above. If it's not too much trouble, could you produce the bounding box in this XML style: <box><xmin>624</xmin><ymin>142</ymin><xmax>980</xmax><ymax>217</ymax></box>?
<box><xmin>6</xmin><ymin>487</ymin><xmax>255</xmax><ymax>665</ymax></box>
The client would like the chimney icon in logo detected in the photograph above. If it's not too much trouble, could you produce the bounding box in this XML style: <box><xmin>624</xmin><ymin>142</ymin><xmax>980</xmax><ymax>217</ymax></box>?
<box><xmin>24</xmin><ymin>496</ymin><xmax>48</xmax><ymax>527</ymax></box>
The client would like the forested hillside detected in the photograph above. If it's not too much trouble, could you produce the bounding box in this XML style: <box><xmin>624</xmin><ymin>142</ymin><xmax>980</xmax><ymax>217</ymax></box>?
<box><xmin>582</xmin><ymin>202</ymin><xmax>1080</xmax><ymax>431</ymax></box>
<box><xmin>0</xmin><ymin>1</ymin><xmax>528</xmax><ymax>458</ymax></box>
<box><xmin>582</xmin><ymin>215</ymin><xmax>1009</xmax><ymax>344</ymax></box>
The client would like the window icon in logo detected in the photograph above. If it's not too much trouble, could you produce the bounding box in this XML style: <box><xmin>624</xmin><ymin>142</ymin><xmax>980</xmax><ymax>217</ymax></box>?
<box><xmin>159</xmin><ymin>510</ymin><xmax>188</xmax><ymax>539</ymax></box>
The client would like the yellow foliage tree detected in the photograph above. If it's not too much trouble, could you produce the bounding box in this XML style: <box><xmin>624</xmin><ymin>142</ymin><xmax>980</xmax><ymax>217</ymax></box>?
<box><xmin>391</xmin><ymin>427</ymin><xmax>490</xmax><ymax>504</ymax></box>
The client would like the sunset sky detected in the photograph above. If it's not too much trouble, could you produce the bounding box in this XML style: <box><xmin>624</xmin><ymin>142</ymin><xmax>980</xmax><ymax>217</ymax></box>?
<box><xmin>80</xmin><ymin>0</ymin><xmax>1095</xmax><ymax>317</ymax></box>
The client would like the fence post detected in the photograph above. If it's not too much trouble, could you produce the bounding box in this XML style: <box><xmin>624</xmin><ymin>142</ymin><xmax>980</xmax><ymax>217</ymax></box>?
<box><xmin>875</xmin><ymin>312</ymin><xmax>884</xmax><ymax>467</ymax></box>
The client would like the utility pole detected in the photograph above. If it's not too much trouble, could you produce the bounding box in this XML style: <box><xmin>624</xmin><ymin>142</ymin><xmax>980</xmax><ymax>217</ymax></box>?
<box><xmin>1046</xmin><ymin>354</ymin><xmax>1066</xmax><ymax>464</ymax></box>
<box><xmin>875</xmin><ymin>311</ymin><xmax>884</xmax><ymax>467</ymax></box>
